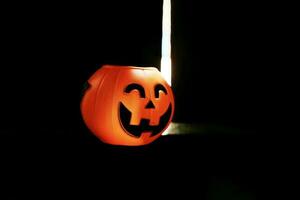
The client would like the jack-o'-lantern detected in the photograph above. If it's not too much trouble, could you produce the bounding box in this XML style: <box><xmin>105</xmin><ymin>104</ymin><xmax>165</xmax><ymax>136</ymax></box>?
<box><xmin>81</xmin><ymin>65</ymin><xmax>175</xmax><ymax>146</ymax></box>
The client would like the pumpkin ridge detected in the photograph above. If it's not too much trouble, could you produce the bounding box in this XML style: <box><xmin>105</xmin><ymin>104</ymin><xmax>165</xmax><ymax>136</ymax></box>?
<box><xmin>111</xmin><ymin>68</ymin><xmax>122</xmax><ymax>143</ymax></box>
<box><xmin>93</xmin><ymin>68</ymin><xmax>110</xmax><ymax>115</ymax></box>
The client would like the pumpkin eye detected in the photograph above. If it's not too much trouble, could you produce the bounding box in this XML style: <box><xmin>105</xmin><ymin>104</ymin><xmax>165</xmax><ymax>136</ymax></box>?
<box><xmin>155</xmin><ymin>84</ymin><xmax>168</xmax><ymax>98</ymax></box>
<box><xmin>124</xmin><ymin>83</ymin><xmax>146</xmax><ymax>98</ymax></box>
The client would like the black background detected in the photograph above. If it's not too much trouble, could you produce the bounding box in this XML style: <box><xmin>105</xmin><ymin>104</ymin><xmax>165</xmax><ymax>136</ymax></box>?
<box><xmin>0</xmin><ymin>0</ymin><xmax>284</xmax><ymax>199</ymax></box>
<box><xmin>1</xmin><ymin>1</ymin><xmax>269</xmax><ymax>132</ymax></box>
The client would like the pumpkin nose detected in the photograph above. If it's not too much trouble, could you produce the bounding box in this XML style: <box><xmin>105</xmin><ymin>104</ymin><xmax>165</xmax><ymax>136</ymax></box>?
<box><xmin>145</xmin><ymin>100</ymin><xmax>155</xmax><ymax>109</ymax></box>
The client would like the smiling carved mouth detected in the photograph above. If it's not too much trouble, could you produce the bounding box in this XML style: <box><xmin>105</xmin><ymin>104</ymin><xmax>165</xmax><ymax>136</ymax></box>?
<box><xmin>119</xmin><ymin>103</ymin><xmax>172</xmax><ymax>138</ymax></box>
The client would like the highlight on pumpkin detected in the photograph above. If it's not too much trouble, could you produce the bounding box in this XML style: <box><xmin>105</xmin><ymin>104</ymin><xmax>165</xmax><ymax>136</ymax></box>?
<box><xmin>160</xmin><ymin>0</ymin><xmax>172</xmax><ymax>86</ymax></box>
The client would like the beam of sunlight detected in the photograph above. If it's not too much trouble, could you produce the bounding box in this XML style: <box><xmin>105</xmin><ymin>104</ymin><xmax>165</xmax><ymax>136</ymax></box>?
<box><xmin>160</xmin><ymin>0</ymin><xmax>172</xmax><ymax>86</ymax></box>
<box><xmin>161</xmin><ymin>0</ymin><xmax>172</xmax><ymax>136</ymax></box>
<box><xmin>162</xmin><ymin>123</ymin><xmax>244</xmax><ymax>136</ymax></box>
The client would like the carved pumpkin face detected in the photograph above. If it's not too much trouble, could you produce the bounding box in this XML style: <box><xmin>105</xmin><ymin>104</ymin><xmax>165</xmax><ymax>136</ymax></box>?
<box><xmin>81</xmin><ymin>65</ymin><xmax>174</xmax><ymax>146</ymax></box>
